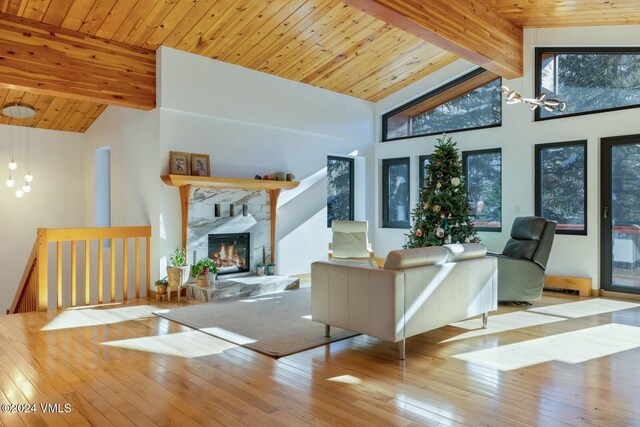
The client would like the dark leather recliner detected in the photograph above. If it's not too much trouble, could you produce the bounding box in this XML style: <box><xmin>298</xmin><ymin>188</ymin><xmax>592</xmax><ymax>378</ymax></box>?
<box><xmin>491</xmin><ymin>217</ymin><xmax>557</xmax><ymax>302</ymax></box>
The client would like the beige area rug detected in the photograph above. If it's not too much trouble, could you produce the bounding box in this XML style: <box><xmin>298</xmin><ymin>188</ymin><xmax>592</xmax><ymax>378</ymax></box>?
<box><xmin>153</xmin><ymin>288</ymin><xmax>358</xmax><ymax>358</ymax></box>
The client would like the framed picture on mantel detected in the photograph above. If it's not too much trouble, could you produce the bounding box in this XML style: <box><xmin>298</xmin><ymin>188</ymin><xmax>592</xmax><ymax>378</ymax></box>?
<box><xmin>169</xmin><ymin>151</ymin><xmax>190</xmax><ymax>175</ymax></box>
<box><xmin>191</xmin><ymin>153</ymin><xmax>211</xmax><ymax>177</ymax></box>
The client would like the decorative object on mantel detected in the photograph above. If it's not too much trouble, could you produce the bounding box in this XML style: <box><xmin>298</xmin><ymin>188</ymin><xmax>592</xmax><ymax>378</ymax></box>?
<box><xmin>255</xmin><ymin>172</ymin><xmax>291</xmax><ymax>181</ymax></box>
<box><xmin>3</xmin><ymin>104</ymin><xmax>36</xmax><ymax>198</ymax></box>
<box><xmin>169</xmin><ymin>151</ymin><xmax>190</xmax><ymax>175</ymax></box>
<box><xmin>190</xmin><ymin>153</ymin><xmax>210</xmax><ymax>177</ymax></box>
<box><xmin>191</xmin><ymin>257</ymin><xmax>218</xmax><ymax>287</ymax></box>
<box><xmin>167</xmin><ymin>248</ymin><xmax>190</xmax><ymax>291</ymax></box>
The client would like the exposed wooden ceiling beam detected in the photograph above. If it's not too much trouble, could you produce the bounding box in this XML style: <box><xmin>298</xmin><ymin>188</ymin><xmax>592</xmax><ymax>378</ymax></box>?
<box><xmin>342</xmin><ymin>0</ymin><xmax>523</xmax><ymax>79</ymax></box>
<box><xmin>0</xmin><ymin>13</ymin><xmax>156</xmax><ymax>110</ymax></box>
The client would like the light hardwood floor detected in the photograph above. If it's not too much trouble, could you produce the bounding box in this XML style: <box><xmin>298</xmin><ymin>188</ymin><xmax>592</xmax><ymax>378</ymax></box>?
<box><xmin>1</xmin><ymin>291</ymin><xmax>640</xmax><ymax>426</ymax></box>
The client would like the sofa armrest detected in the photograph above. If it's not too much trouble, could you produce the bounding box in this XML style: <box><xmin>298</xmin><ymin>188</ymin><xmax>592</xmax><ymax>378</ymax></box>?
<box><xmin>311</xmin><ymin>261</ymin><xmax>405</xmax><ymax>342</ymax></box>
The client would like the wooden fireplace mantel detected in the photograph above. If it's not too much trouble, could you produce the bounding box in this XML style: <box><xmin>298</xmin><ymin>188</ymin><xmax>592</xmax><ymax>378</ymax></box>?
<box><xmin>161</xmin><ymin>175</ymin><xmax>300</xmax><ymax>263</ymax></box>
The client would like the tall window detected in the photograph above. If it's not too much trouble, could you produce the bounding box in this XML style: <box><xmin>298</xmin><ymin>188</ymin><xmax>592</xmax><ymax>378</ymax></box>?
<box><xmin>535</xmin><ymin>141</ymin><xmax>587</xmax><ymax>235</ymax></box>
<box><xmin>382</xmin><ymin>68</ymin><xmax>502</xmax><ymax>141</ymax></box>
<box><xmin>382</xmin><ymin>158</ymin><xmax>410</xmax><ymax>228</ymax></box>
<box><xmin>536</xmin><ymin>47</ymin><xmax>640</xmax><ymax>120</ymax></box>
<box><xmin>327</xmin><ymin>156</ymin><xmax>354</xmax><ymax>227</ymax></box>
<box><xmin>462</xmin><ymin>149</ymin><xmax>502</xmax><ymax>231</ymax></box>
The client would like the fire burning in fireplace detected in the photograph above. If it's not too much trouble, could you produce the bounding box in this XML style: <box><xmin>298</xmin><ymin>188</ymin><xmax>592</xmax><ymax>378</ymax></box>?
<box><xmin>208</xmin><ymin>233</ymin><xmax>250</xmax><ymax>275</ymax></box>
<box><xmin>213</xmin><ymin>243</ymin><xmax>244</xmax><ymax>268</ymax></box>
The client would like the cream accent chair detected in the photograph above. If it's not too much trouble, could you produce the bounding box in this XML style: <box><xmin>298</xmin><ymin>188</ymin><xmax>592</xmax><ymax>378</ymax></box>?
<box><xmin>328</xmin><ymin>220</ymin><xmax>377</xmax><ymax>267</ymax></box>
<box><xmin>312</xmin><ymin>243</ymin><xmax>497</xmax><ymax>359</ymax></box>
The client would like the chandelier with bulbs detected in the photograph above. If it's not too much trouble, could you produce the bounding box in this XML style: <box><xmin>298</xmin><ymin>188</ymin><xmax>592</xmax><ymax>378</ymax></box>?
<box><xmin>4</xmin><ymin>104</ymin><xmax>35</xmax><ymax>198</ymax></box>
<box><xmin>500</xmin><ymin>85</ymin><xmax>567</xmax><ymax>112</ymax></box>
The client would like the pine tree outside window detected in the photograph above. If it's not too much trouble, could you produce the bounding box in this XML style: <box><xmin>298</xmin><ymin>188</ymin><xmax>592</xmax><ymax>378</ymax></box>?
<box><xmin>327</xmin><ymin>156</ymin><xmax>354</xmax><ymax>228</ymax></box>
<box><xmin>462</xmin><ymin>149</ymin><xmax>502</xmax><ymax>232</ymax></box>
<box><xmin>382</xmin><ymin>158</ymin><xmax>410</xmax><ymax>228</ymax></box>
<box><xmin>382</xmin><ymin>68</ymin><xmax>502</xmax><ymax>141</ymax></box>
<box><xmin>535</xmin><ymin>141</ymin><xmax>587</xmax><ymax>235</ymax></box>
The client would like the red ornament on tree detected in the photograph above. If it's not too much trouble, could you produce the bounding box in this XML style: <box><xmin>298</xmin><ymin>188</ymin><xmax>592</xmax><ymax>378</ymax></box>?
<box><xmin>416</xmin><ymin>229</ymin><xmax>423</xmax><ymax>237</ymax></box>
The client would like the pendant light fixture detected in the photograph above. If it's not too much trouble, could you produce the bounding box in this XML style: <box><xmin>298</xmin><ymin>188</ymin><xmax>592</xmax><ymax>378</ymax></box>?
<box><xmin>3</xmin><ymin>104</ymin><xmax>36</xmax><ymax>197</ymax></box>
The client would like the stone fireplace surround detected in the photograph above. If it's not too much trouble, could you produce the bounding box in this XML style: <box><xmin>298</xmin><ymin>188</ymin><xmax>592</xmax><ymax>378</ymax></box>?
<box><xmin>187</xmin><ymin>188</ymin><xmax>272</xmax><ymax>273</ymax></box>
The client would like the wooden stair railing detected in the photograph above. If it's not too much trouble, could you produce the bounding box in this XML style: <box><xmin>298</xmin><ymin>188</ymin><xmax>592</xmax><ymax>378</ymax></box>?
<box><xmin>9</xmin><ymin>226</ymin><xmax>151</xmax><ymax>313</ymax></box>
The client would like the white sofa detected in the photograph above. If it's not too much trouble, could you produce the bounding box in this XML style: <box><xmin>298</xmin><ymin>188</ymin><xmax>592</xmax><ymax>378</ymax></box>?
<box><xmin>311</xmin><ymin>243</ymin><xmax>497</xmax><ymax>359</ymax></box>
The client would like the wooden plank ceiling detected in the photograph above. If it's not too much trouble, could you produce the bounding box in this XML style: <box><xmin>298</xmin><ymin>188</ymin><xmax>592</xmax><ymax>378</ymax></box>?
<box><xmin>1</xmin><ymin>0</ymin><xmax>640</xmax><ymax>132</ymax></box>
<box><xmin>488</xmin><ymin>0</ymin><xmax>640</xmax><ymax>27</ymax></box>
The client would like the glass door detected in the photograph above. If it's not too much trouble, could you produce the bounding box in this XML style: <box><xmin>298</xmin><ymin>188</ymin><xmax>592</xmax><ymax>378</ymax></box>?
<box><xmin>601</xmin><ymin>134</ymin><xmax>640</xmax><ymax>292</ymax></box>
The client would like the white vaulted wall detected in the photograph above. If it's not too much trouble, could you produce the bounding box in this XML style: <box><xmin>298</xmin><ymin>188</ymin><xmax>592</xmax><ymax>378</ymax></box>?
<box><xmin>374</xmin><ymin>25</ymin><xmax>640</xmax><ymax>289</ymax></box>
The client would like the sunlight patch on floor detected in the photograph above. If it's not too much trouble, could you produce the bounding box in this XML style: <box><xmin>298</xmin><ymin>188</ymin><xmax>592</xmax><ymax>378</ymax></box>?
<box><xmin>453</xmin><ymin>323</ymin><xmax>640</xmax><ymax>371</ymax></box>
<box><xmin>327</xmin><ymin>375</ymin><xmax>362</xmax><ymax>385</ymax></box>
<box><xmin>41</xmin><ymin>305</ymin><xmax>158</xmax><ymax>331</ymax></box>
<box><xmin>101</xmin><ymin>330</ymin><xmax>237</xmax><ymax>357</ymax></box>
<box><xmin>530</xmin><ymin>299</ymin><xmax>640</xmax><ymax>318</ymax></box>
<box><xmin>442</xmin><ymin>311</ymin><xmax>566</xmax><ymax>343</ymax></box>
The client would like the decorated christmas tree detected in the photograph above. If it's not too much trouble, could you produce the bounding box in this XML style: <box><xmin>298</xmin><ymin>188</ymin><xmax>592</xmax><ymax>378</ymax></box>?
<box><xmin>405</xmin><ymin>135</ymin><xmax>479</xmax><ymax>248</ymax></box>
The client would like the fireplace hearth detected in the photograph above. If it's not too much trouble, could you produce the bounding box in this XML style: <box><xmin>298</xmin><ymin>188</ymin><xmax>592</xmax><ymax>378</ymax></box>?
<box><xmin>208</xmin><ymin>233</ymin><xmax>250</xmax><ymax>275</ymax></box>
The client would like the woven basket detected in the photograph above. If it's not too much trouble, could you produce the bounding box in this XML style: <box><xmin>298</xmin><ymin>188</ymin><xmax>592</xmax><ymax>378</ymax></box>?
<box><xmin>167</xmin><ymin>265</ymin><xmax>190</xmax><ymax>290</ymax></box>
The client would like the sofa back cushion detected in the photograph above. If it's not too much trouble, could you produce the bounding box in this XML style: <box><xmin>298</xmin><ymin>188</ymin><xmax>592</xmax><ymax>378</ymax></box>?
<box><xmin>443</xmin><ymin>243</ymin><xmax>487</xmax><ymax>262</ymax></box>
<box><xmin>383</xmin><ymin>247</ymin><xmax>448</xmax><ymax>270</ymax></box>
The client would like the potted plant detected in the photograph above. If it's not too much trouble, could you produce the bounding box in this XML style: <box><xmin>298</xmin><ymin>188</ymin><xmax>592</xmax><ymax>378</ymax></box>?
<box><xmin>155</xmin><ymin>279</ymin><xmax>168</xmax><ymax>295</ymax></box>
<box><xmin>167</xmin><ymin>248</ymin><xmax>190</xmax><ymax>290</ymax></box>
<box><xmin>256</xmin><ymin>262</ymin><xmax>265</xmax><ymax>276</ymax></box>
<box><xmin>191</xmin><ymin>257</ymin><xmax>218</xmax><ymax>287</ymax></box>
<box><xmin>266</xmin><ymin>263</ymin><xmax>275</xmax><ymax>276</ymax></box>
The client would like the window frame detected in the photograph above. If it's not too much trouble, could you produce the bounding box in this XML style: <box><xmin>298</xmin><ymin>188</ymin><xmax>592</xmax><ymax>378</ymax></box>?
<box><xmin>418</xmin><ymin>154</ymin><xmax>431</xmax><ymax>190</ymax></box>
<box><xmin>381</xmin><ymin>68</ymin><xmax>502</xmax><ymax>142</ymax></box>
<box><xmin>462</xmin><ymin>148</ymin><xmax>502</xmax><ymax>232</ymax></box>
<box><xmin>534</xmin><ymin>140</ymin><xmax>588</xmax><ymax>236</ymax></box>
<box><xmin>382</xmin><ymin>157</ymin><xmax>411</xmax><ymax>229</ymax></box>
<box><xmin>535</xmin><ymin>47</ymin><xmax>640</xmax><ymax>122</ymax></box>
<box><xmin>327</xmin><ymin>155</ymin><xmax>355</xmax><ymax>228</ymax></box>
